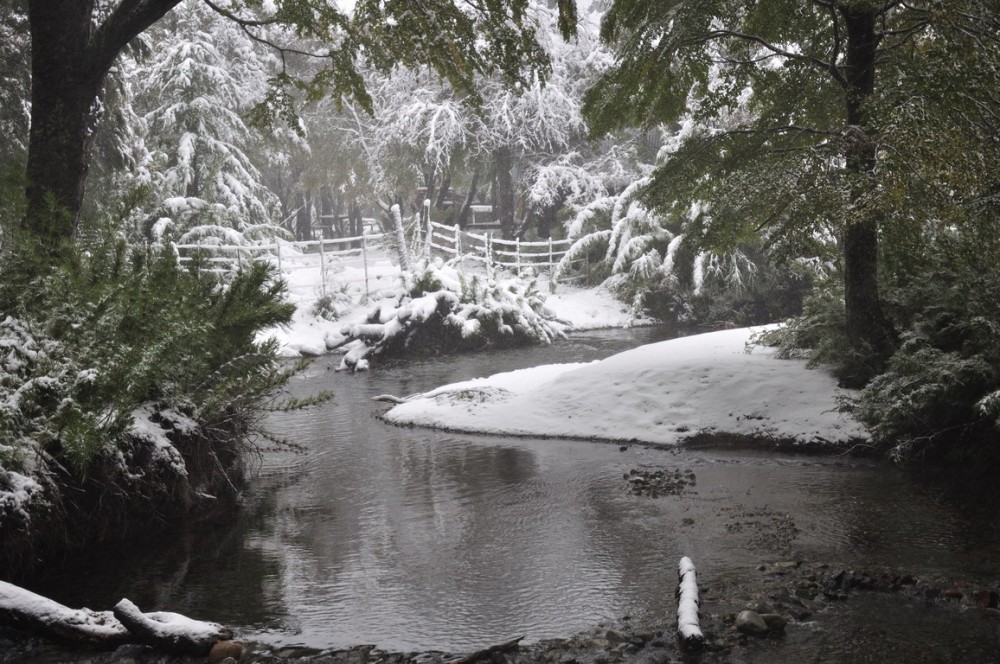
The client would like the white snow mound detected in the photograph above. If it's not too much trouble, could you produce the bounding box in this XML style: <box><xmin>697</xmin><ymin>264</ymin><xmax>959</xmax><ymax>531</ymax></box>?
<box><xmin>383</xmin><ymin>327</ymin><xmax>868</xmax><ymax>446</ymax></box>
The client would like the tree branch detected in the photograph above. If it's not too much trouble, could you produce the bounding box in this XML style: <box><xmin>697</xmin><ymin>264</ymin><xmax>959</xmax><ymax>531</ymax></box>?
<box><xmin>202</xmin><ymin>0</ymin><xmax>280</xmax><ymax>27</ymax></box>
<box><xmin>700</xmin><ymin>29</ymin><xmax>846</xmax><ymax>87</ymax></box>
<box><xmin>89</xmin><ymin>0</ymin><xmax>181</xmax><ymax>74</ymax></box>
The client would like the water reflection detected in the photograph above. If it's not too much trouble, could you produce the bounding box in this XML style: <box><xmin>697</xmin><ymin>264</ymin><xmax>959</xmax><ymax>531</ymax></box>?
<box><xmin>21</xmin><ymin>327</ymin><xmax>1000</xmax><ymax>658</ymax></box>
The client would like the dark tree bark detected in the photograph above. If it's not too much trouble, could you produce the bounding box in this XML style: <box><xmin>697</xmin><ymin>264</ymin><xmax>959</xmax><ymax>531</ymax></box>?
<box><xmin>295</xmin><ymin>190</ymin><xmax>312</xmax><ymax>241</ymax></box>
<box><xmin>839</xmin><ymin>7</ymin><xmax>896</xmax><ymax>380</ymax></box>
<box><xmin>494</xmin><ymin>146</ymin><xmax>515</xmax><ymax>239</ymax></box>
<box><xmin>456</xmin><ymin>165</ymin><xmax>481</xmax><ymax>229</ymax></box>
<box><xmin>349</xmin><ymin>198</ymin><xmax>363</xmax><ymax>248</ymax></box>
<box><xmin>435</xmin><ymin>172</ymin><xmax>452</xmax><ymax>210</ymax></box>
<box><xmin>23</xmin><ymin>0</ymin><xmax>180</xmax><ymax>253</ymax></box>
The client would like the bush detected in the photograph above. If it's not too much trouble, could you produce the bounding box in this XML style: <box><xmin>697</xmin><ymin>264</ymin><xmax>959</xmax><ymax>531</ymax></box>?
<box><xmin>763</xmin><ymin>226</ymin><xmax>1000</xmax><ymax>464</ymax></box>
<box><xmin>0</xmin><ymin>236</ymin><xmax>304</xmax><ymax>576</ymax></box>
<box><xmin>333</xmin><ymin>258</ymin><xmax>568</xmax><ymax>369</ymax></box>
<box><xmin>848</xmin><ymin>235</ymin><xmax>1000</xmax><ymax>463</ymax></box>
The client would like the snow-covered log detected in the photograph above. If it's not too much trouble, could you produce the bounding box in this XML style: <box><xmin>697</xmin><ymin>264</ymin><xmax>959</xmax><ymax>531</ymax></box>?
<box><xmin>112</xmin><ymin>598</ymin><xmax>231</xmax><ymax>656</ymax></box>
<box><xmin>676</xmin><ymin>556</ymin><xmax>704</xmax><ymax>650</ymax></box>
<box><xmin>0</xmin><ymin>581</ymin><xmax>130</xmax><ymax>648</ymax></box>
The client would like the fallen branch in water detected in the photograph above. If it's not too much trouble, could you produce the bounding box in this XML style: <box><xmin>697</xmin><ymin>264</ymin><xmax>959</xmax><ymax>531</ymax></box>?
<box><xmin>113</xmin><ymin>598</ymin><xmax>231</xmax><ymax>656</ymax></box>
<box><xmin>372</xmin><ymin>393</ymin><xmax>409</xmax><ymax>404</ymax></box>
<box><xmin>0</xmin><ymin>580</ymin><xmax>230</xmax><ymax>656</ymax></box>
<box><xmin>446</xmin><ymin>636</ymin><xmax>524</xmax><ymax>664</ymax></box>
<box><xmin>0</xmin><ymin>581</ymin><xmax>129</xmax><ymax>648</ymax></box>
<box><xmin>676</xmin><ymin>556</ymin><xmax>704</xmax><ymax>650</ymax></box>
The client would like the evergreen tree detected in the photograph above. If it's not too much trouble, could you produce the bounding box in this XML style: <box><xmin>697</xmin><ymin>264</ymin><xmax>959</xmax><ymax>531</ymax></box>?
<box><xmin>138</xmin><ymin>0</ymin><xmax>279</xmax><ymax>233</ymax></box>
<box><xmin>17</xmin><ymin>0</ymin><xmax>573</xmax><ymax>256</ymax></box>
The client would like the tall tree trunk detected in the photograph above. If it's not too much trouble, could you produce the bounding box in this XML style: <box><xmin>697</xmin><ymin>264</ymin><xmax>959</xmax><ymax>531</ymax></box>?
<box><xmin>23</xmin><ymin>0</ymin><xmax>102</xmax><ymax>249</ymax></box>
<box><xmin>840</xmin><ymin>8</ymin><xmax>895</xmax><ymax>382</ymax></box>
<box><xmin>295</xmin><ymin>191</ymin><xmax>312</xmax><ymax>241</ymax></box>
<box><xmin>435</xmin><ymin>172</ymin><xmax>452</xmax><ymax>210</ymax></box>
<box><xmin>494</xmin><ymin>146</ymin><xmax>515</xmax><ymax>239</ymax></box>
<box><xmin>349</xmin><ymin>199</ymin><xmax>363</xmax><ymax>248</ymax></box>
<box><xmin>22</xmin><ymin>0</ymin><xmax>180</xmax><ymax>254</ymax></box>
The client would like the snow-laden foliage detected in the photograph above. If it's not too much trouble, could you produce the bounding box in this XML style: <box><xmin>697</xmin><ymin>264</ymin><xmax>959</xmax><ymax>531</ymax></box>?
<box><xmin>331</xmin><ymin>258</ymin><xmax>568</xmax><ymax>369</ymax></box>
<box><xmin>298</xmin><ymin>2</ymin><xmax>611</xmax><ymax>239</ymax></box>
<box><xmin>136</xmin><ymin>0</ymin><xmax>280</xmax><ymax>233</ymax></box>
<box><xmin>553</xmin><ymin>161</ymin><xmax>781</xmax><ymax>324</ymax></box>
<box><xmin>0</xmin><ymin>6</ymin><xmax>29</xmax><ymax>172</ymax></box>
<box><xmin>0</xmin><ymin>239</ymin><xmax>309</xmax><ymax>574</ymax></box>
<box><xmin>848</xmin><ymin>229</ymin><xmax>1000</xmax><ymax>463</ymax></box>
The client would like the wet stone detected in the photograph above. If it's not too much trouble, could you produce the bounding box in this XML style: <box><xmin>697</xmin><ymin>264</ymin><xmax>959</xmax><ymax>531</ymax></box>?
<box><xmin>760</xmin><ymin>614</ymin><xmax>788</xmax><ymax>633</ymax></box>
<box><xmin>735</xmin><ymin>610</ymin><xmax>769</xmax><ymax>635</ymax></box>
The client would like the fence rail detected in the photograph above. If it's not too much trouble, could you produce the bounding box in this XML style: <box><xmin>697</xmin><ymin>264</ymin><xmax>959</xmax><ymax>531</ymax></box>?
<box><xmin>424</xmin><ymin>220</ymin><xmax>573</xmax><ymax>273</ymax></box>
<box><xmin>170</xmin><ymin>233</ymin><xmax>388</xmax><ymax>298</ymax></box>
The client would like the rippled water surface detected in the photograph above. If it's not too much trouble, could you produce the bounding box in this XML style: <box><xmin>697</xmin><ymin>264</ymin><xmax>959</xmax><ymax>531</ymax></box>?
<box><xmin>26</xmin><ymin>328</ymin><xmax>1000</xmax><ymax>659</ymax></box>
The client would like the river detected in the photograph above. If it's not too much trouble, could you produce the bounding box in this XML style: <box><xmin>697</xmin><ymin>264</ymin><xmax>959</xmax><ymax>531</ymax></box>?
<box><xmin>20</xmin><ymin>327</ymin><xmax>1000</xmax><ymax>661</ymax></box>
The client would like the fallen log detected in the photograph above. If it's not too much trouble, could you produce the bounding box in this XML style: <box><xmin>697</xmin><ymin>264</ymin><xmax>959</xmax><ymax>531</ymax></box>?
<box><xmin>0</xmin><ymin>581</ymin><xmax>130</xmax><ymax>649</ymax></box>
<box><xmin>676</xmin><ymin>556</ymin><xmax>704</xmax><ymax>650</ymax></box>
<box><xmin>0</xmin><ymin>580</ymin><xmax>231</xmax><ymax>656</ymax></box>
<box><xmin>372</xmin><ymin>393</ymin><xmax>409</xmax><ymax>404</ymax></box>
<box><xmin>446</xmin><ymin>636</ymin><xmax>523</xmax><ymax>664</ymax></box>
<box><xmin>113</xmin><ymin>598</ymin><xmax>232</xmax><ymax>656</ymax></box>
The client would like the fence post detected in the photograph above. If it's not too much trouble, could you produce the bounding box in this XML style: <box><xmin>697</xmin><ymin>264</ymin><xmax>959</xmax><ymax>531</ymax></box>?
<box><xmin>548</xmin><ymin>237</ymin><xmax>553</xmax><ymax>272</ymax></box>
<box><xmin>486</xmin><ymin>232</ymin><xmax>494</xmax><ymax>279</ymax></box>
<box><xmin>426</xmin><ymin>203</ymin><xmax>433</xmax><ymax>260</ymax></box>
<box><xmin>362</xmin><ymin>234</ymin><xmax>370</xmax><ymax>301</ymax></box>
<box><xmin>391</xmin><ymin>204</ymin><xmax>410</xmax><ymax>272</ymax></box>
<box><xmin>515</xmin><ymin>238</ymin><xmax>521</xmax><ymax>274</ymax></box>
<box><xmin>318</xmin><ymin>237</ymin><xmax>327</xmax><ymax>296</ymax></box>
<box><xmin>275</xmin><ymin>240</ymin><xmax>283</xmax><ymax>274</ymax></box>
<box><xmin>454</xmin><ymin>224</ymin><xmax>461</xmax><ymax>259</ymax></box>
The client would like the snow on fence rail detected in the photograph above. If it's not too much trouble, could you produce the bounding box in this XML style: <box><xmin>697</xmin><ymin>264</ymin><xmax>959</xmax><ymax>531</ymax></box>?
<box><xmin>170</xmin><ymin>233</ymin><xmax>389</xmax><ymax>298</ymax></box>
<box><xmin>424</xmin><ymin>220</ymin><xmax>575</xmax><ymax>274</ymax></box>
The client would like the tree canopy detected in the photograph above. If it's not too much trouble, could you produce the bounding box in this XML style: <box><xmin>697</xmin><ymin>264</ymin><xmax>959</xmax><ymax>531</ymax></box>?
<box><xmin>17</xmin><ymin>0</ymin><xmax>578</xmax><ymax>253</ymax></box>
<box><xmin>581</xmin><ymin>0</ymin><xmax>1000</xmax><ymax>381</ymax></box>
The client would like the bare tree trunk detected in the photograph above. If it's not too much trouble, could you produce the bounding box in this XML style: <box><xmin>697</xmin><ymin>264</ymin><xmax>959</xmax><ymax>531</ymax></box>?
<box><xmin>494</xmin><ymin>147</ymin><xmax>515</xmax><ymax>239</ymax></box>
<box><xmin>456</xmin><ymin>166</ymin><xmax>481</xmax><ymax>229</ymax></box>
<box><xmin>295</xmin><ymin>191</ymin><xmax>312</xmax><ymax>241</ymax></box>
<box><xmin>23</xmin><ymin>0</ymin><xmax>180</xmax><ymax>255</ymax></box>
<box><xmin>435</xmin><ymin>172</ymin><xmax>452</xmax><ymax>210</ymax></box>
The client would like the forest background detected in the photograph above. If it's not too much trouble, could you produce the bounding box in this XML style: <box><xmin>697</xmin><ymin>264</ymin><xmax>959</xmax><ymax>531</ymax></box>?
<box><xmin>1</xmin><ymin>0</ymin><xmax>999</xmax><ymax>577</ymax></box>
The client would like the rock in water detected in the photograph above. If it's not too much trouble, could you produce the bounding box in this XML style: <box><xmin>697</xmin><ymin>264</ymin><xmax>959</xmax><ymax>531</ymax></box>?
<box><xmin>735</xmin><ymin>610</ymin><xmax>769</xmax><ymax>635</ymax></box>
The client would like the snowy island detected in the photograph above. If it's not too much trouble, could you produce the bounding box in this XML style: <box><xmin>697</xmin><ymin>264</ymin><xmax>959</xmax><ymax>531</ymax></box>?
<box><xmin>380</xmin><ymin>326</ymin><xmax>868</xmax><ymax>447</ymax></box>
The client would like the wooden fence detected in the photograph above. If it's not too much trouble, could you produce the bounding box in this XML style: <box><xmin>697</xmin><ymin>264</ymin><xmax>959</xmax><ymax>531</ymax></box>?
<box><xmin>422</xmin><ymin>220</ymin><xmax>573</xmax><ymax>274</ymax></box>
<box><xmin>170</xmin><ymin>232</ymin><xmax>388</xmax><ymax>298</ymax></box>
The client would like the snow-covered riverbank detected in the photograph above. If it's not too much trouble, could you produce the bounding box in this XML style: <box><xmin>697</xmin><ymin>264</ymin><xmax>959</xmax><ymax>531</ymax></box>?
<box><xmin>259</xmin><ymin>256</ymin><xmax>866</xmax><ymax>446</ymax></box>
<box><xmin>382</xmin><ymin>326</ymin><xmax>868</xmax><ymax>447</ymax></box>
<box><xmin>263</xmin><ymin>252</ymin><xmax>650</xmax><ymax>358</ymax></box>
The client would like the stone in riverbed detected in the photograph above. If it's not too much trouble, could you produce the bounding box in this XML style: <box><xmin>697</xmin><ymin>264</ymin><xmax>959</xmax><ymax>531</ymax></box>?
<box><xmin>735</xmin><ymin>610</ymin><xmax>769</xmax><ymax>635</ymax></box>
<box><xmin>760</xmin><ymin>614</ymin><xmax>788</xmax><ymax>633</ymax></box>
<box><xmin>209</xmin><ymin>640</ymin><xmax>245</xmax><ymax>663</ymax></box>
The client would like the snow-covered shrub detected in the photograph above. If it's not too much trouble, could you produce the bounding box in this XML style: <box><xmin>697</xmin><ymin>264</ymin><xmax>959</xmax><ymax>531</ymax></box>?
<box><xmin>332</xmin><ymin>258</ymin><xmax>568</xmax><ymax>369</ymax></box>
<box><xmin>0</xmin><ymin>238</ymin><xmax>302</xmax><ymax>576</ymax></box>
<box><xmin>555</xmin><ymin>175</ymin><xmax>807</xmax><ymax>327</ymax></box>
<box><xmin>848</xmin><ymin>238</ymin><xmax>1000</xmax><ymax>462</ymax></box>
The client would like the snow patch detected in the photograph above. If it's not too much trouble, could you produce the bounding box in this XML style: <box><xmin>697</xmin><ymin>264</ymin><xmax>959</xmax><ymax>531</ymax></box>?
<box><xmin>384</xmin><ymin>327</ymin><xmax>868</xmax><ymax>446</ymax></box>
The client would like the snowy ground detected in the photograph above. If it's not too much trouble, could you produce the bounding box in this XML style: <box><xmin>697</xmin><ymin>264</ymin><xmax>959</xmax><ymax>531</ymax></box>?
<box><xmin>382</xmin><ymin>326</ymin><xmax>868</xmax><ymax>447</ymax></box>
<box><xmin>262</xmin><ymin>246</ymin><xmax>648</xmax><ymax>357</ymax></box>
<box><xmin>259</xmin><ymin>247</ymin><xmax>866</xmax><ymax>447</ymax></box>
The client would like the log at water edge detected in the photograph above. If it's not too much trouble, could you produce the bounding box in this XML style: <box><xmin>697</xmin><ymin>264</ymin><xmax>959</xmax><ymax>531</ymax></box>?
<box><xmin>676</xmin><ymin>556</ymin><xmax>704</xmax><ymax>650</ymax></box>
